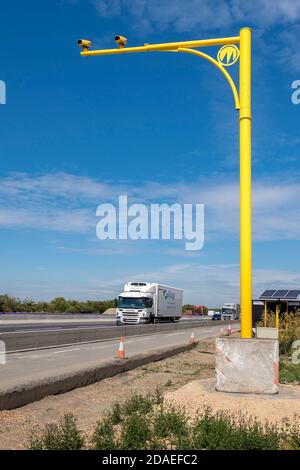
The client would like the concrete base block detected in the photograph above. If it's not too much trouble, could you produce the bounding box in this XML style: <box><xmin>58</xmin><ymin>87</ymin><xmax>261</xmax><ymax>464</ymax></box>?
<box><xmin>256</xmin><ymin>327</ymin><xmax>278</xmax><ymax>340</ymax></box>
<box><xmin>215</xmin><ymin>337</ymin><xmax>279</xmax><ymax>395</ymax></box>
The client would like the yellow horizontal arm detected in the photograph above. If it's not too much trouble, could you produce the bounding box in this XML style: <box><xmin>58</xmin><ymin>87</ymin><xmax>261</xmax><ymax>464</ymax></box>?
<box><xmin>177</xmin><ymin>47</ymin><xmax>240</xmax><ymax>110</ymax></box>
<box><xmin>81</xmin><ymin>36</ymin><xmax>240</xmax><ymax>57</ymax></box>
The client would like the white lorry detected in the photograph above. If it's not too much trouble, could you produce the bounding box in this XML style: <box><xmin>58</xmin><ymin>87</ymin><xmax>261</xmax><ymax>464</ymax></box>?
<box><xmin>221</xmin><ymin>303</ymin><xmax>240</xmax><ymax>320</ymax></box>
<box><xmin>116</xmin><ymin>281</ymin><xmax>183</xmax><ymax>325</ymax></box>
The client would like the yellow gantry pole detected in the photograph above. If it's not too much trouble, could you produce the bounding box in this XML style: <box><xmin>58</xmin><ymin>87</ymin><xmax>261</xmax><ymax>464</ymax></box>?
<box><xmin>79</xmin><ymin>29</ymin><xmax>253</xmax><ymax>339</ymax></box>
<box><xmin>239</xmin><ymin>28</ymin><xmax>252</xmax><ymax>339</ymax></box>
<box><xmin>177</xmin><ymin>47</ymin><xmax>240</xmax><ymax>110</ymax></box>
<box><xmin>264</xmin><ymin>301</ymin><xmax>267</xmax><ymax>327</ymax></box>
<box><xmin>80</xmin><ymin>36</ymin><xmax>240</xmax><ymax>57</ymax></box>
<box><xmin>275</xmin><ymin>304</ymin><xmax>280</xmax><ymax>329</ymax></box>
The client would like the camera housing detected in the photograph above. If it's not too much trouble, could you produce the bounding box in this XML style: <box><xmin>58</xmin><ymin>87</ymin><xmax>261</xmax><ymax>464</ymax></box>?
<box><xmin>77</xmin><ymin>39</ymin><xmax>92</xmax><ymax>51</ymax></box>
<box><xmin>114</xmin><ymin>35</ymin><xmax>127</xmax><ymax>48</ymax></box>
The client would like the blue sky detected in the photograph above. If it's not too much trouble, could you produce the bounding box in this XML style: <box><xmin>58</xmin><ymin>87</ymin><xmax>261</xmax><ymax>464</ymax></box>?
<box><xmin>1</xmin><ymin>0</ymin><xmax>300</xmax><ymax>306</ymax></box>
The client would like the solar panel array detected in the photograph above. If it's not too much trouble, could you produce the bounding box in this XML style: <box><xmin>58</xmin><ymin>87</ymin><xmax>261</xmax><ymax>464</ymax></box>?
<box><xmin>274</xmin><ymin>289</ymin><xmax>289</xmax><ymax>298</ymax></box>
<box><xmin>285</xmin><ymin>290</ymin><xmax>300</xmax><ymax>299</ymax></box>
<box><xmin>259</xmin><ymin>289</ymin><xmax>300</xmax><ymax>300</ymax></box>
<box><xmin>260</xmin><ymin>289</ymin><xmax>276</xmax><ymax>298</ymax></box>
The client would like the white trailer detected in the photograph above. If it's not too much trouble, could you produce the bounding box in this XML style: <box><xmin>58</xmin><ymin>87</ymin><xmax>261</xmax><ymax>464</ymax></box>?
<box><xmin>116</xmin><ymin>281</ymin><xmax>183</xmax><ymax>325</ymax></box>
<box><xmin>221</xmin><ymin>303</ymin><xmax>240</xmax><ymax>320</ymax></box>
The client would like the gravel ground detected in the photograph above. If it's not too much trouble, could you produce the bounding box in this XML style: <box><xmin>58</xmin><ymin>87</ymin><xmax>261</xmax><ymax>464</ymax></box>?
<box><xmin>164</xmin><ymin>378</ymin><xmax>300</xmax><ymax>425</ymax></box>
<box><xmin>0</xmin><ymin>338</ymin><xmax>215</xmax><ymax>450</ymax></box>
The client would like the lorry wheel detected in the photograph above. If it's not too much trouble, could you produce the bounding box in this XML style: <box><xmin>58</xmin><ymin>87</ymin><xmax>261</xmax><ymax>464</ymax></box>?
<box><xmin>116</xmin><ymin>319</ymin><xmax>121</xmax><ymax>326</ymax></box>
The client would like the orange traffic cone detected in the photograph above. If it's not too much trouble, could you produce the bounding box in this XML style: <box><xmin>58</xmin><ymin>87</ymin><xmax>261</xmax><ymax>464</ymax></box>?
<box><xmin>227</xmin><ymin>324</ymin><xmax>232</xmax><ymax>335</ymax></box>
<box><xmin>189</xmin><ymin>331</ymin><xmax>195</xmax><ymax>343</ymax></box>
<box><xmin>117</xmin><ymin>336</ymin><xmax>126</xmax><ymax>359</ymax></box>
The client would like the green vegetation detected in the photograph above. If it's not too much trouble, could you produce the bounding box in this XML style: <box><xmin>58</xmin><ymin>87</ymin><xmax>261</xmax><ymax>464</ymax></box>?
<box><xmin>0</xmin><ymin>294</ymin><xmax>116</xmax><ymax>313</ymax></box>
<box><xmin>164</xmin><ymin>379</ymin><xmax>173</xmax><ymax>388</ymax></box>
<box><xmin>92</xmin><ymin>417</ymin><xmax>117</xmax><ymax>450</ymax></box>
<box><xmin>258</xmin><ymin>312</ymin><xmax>300</xmax><ymax>355</ymax></box>
<box><xmin>28</xmin><ymin>414</ymin><xmax>84</xmax><ymax>450</ymax></box>
<box><xmin>280</xmin><ymin>361</ymin><xmax>300</xmax><ymax>384</ymax></box>
<box><xmin>257</xmin><ymin>313</ymin><xmax>300</xmax><ymax>384</ymax></box>
<box><xmin>27</xmin><ymin>392</ymin><xmax>300</xmax><ymax>450</ymax></box>
<box><xmin>182</xmin><ymin>304</ymin><xmax>194</xmax><ymax>313</ymax></box>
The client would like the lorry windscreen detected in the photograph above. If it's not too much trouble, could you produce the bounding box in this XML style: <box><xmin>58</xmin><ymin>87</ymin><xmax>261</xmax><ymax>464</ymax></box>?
<box><xmin>222</xmin><ymin>308</ymin><xmax>234</xmax><ymax>314</ymax></box>
<box><xmin>118</xmin><ymin>297</ymin><xmax>147</xmax><ymax>309</ymax></box>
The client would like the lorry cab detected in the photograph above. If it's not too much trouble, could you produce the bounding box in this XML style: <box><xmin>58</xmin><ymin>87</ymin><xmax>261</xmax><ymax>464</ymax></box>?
<box><xmin>221</xmin><ymin>303</ymin><xmax>240</xmax><ymax>320</ymax></box>
<box><xmin>116</xmin><ymin>288</ymin><xmax>154</xmax><ymax>325</ymax></box>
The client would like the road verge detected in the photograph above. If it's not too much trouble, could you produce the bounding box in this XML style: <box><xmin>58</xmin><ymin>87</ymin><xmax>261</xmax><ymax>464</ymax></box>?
<box><xmin>0</xmin><ymin>342</ymin><xmax>197</xmax><ymax>410</ymax></box>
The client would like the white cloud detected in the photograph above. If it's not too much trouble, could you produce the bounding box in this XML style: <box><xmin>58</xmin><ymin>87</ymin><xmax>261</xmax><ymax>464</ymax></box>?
<box><xmin>2</xmin><ymin>171</ymin><xmax>299</xmax><ymax>304</ymax></box>
<box><xmin>0</xmin><ymin>172</ymin><xmax>300</xmax><ymax>241</ymax></box>
<box><xmin>0</xmin><ymin>207</ymin><xmax>94</xmax><ymax>232</ymax></box>
<box><xmin>4</xmin><ymin>259</ymin><xmax>300</xmax><ymax>303</ymax></box>
<box><xmin>141</xmin><ymin>178</ymin><xmax>300</xmax><ymax>241</ymax></box>
<box><xmin>89</xmin><ymin>0</ymin><xmax>300</xmax><ymax>72</ymax></box>
<box><xmin>0</xmin><ymin>172</ymin><xmax>123</xmax><ymax>201</ymax></box>
<box><xmin>92</xmin><ymin>0</ymin><xmax>122</xmax><ymax>17</ymax></box>
<box><xmin>274</xmin><ymin>24</ymin><xmax>300</xmax><ymax>71</ymax></box>
<box><xmin>144</xmin><ymin>262</ymin><xmax>300</xmax><ymax>304</ymax></box>
<box><xmin>86</xmin><ymin>261</ymin><xmax>300</xmax><ymax>305</ymax></box>
<box><xmin>92</xmin><ymin>0</ymin><xmax>300</xmax><ymax>32</ymax></box>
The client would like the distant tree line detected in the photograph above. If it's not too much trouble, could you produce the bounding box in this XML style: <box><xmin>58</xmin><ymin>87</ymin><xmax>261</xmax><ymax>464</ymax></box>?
<box><xmin>182</xmin><ymin>304</ymin><xmax>195</xmax><ymax>313</ymax></box>
<box><xmin>0</xmin><ymin>294</ymin><xmax>116</xmax><ymax>314</ymax></box>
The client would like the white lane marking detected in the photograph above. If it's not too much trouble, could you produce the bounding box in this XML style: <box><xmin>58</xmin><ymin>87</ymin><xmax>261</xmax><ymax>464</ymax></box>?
<box><xmin>1</xmin><ymin>325</ymin><xmax>115</xmax><ymax>334</ymax></box>
<box><xmin>84</xmin><ymin>344</ymin><xmax>114</xmax><ymax>350</ymax></box>
<box><xmin>16</xmin><ymin>353</ymin><xmax>56</xmax><ymax>360</ymax></box>
<box><xmin>5</xmin><ymin>323</ymin><xmax>240</xmax><ymax>355</ymax></box>
<box><xmin>15</xmin><ymin>331</ymin><xmax>193</xmax><ymax>358</ymax></box>
<box><xmin>17</xmin><ymin>355</ymin><xmax>42</xmax><ymax>359</ymax></box>
<box><xmin>1</xmin><ymin>320</ymin><xmax>219</xmax><ymax>335</ymax></box>
<box><xmin>16</xmin><ymin>348</ymin><xmax>81</xmax><ymax>360</ymax></box>
<box><xmin>53</xmin><ymin>348</ymin><xmax>80</xmax><ymax>354</ymax></box>
<box><xmin>166</xmin><ymin>332</ymin><xmax>184</xmax><ymax>337</ymax></box>
<box><xmin>7</xmin><ymin>327</ymin><xmax>239</xmax><ymax>362</ymax></box>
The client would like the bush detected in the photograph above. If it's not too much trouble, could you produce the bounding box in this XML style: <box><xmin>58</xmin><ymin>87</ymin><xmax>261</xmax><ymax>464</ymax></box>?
<box><xmin>191</xmin><ymin>407</ymin><xmax>281</xmax><ymax>450</ymax></box>
<box><xmin>153</xmin><ymin>405</ymin><xmax>188</xmax><ymax>442</ymax></box>
<box><xmin>280</xmin><ymin>362</ymin><xmax>300</xmax><ymax>384</ymax></box>
<box><xmin>92</xmin><ymin>416</ymin><xmax>118</xmax><ymax>450</ymax></box>
<box><xmin>28</xmin><ymin>414</ymin><xmax>84</xmax><ymax>450</ymax></box>
<box><xmin>108</xmin><ymin>391</ymin><xmax>163</xmax><ymax>424</ymax></box>
<box><xmin>123</xmin><ymin>393</ymin><xmax>155</xmax><ymax>417</ymax></box>
<box><xmin>279</xmin><ymin>329</ymin><xmax>297</xmax><ymax>356</ymax></box>
<box><xmin>257</xmin><ymin>313</ymin><xmax>299</xmax><ymax>356</ymax></box>
<box><xmin>120</xmin><ymin>413</ymin><xmax>151</xmax><ymax>450</ymax></box>
<box><xmin>164</xmin><ymin>379</ymin><xmax>173</xmax><ymax>388</ymax></box>
<box><xmin>289</xmin><ymin>426</ymin><xmax>300</xmax><ymax>450</ymax></box>
<box><xmin>92</xmin><ymin>392</ymin><xmax>163</xmax><ymax>450</ymax></box>
<box><xmin>27</xmin><ymin>393</ymin><xmax>300</xmax><ymax>451</ymax></box>
<box><xmin>109</xmin><ymin>401</ymin><xmax>123</xmax><ymax>425</ymax></box>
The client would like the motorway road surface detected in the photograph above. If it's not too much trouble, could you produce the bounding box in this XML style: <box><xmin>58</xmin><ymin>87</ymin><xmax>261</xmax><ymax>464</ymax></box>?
<box><xmin>0</xmin><ymin>316</ymin><xmax>232</xmax><ymax>353</ymax></box>
<box><xmin>0</xmin><ymin>321</ymin><xmax>116</xmax><ymax>332</ymax></box>
<box><xmin>0</xmin><ymin>315</ymin><xmax>209</xmax><ymax>332</ymax></box>
<box><xmin>0</xmin><ymin>323</ymin><xmax>239</xmax><ymax>390</ymax></box>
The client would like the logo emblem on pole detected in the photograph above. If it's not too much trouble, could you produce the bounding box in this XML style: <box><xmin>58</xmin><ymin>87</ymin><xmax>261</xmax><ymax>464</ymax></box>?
<box><xmin>217</xmin><ymin>45</ymin><xmax>239</xmax><ymax>66</ymax></box>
